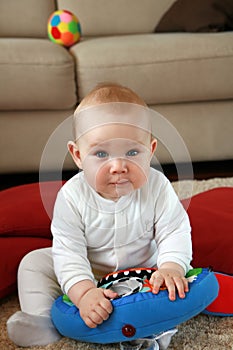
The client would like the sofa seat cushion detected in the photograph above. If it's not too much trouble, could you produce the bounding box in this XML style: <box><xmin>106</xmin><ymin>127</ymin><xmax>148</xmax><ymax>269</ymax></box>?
<box><xmin>0</xmin><ymin>38</ymin><xmax>76</xmax><ymax>110</ymax></box>
<box><xmin>71</xmin><ymin>32</ymin><xmax>233</xmax><ymax>105</ymax></box>
<box><xmin>0</xmin><ymin>109</ymin><xmax>75</xmax><ymax>173</ymax></box>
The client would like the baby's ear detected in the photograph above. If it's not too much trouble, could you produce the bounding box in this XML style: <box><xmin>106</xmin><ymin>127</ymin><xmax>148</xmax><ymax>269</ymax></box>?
<box><xmin>67</xmin><ymin>141</ymin><xmax>83</xmax><ymax>169</ymax></box>
<box><xmin>150</xmin><ymin>138</ymin><xmax>157</xmax><ymax>157</ymax></box>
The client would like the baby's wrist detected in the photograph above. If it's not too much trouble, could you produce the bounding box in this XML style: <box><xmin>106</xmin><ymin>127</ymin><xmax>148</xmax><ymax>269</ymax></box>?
<box><xmin>68</xmin><ymin>279</ymin><xmax>96</xmax><ymax>307</ymax></box>
<box><xmin>77</xmin><ymin>287</ymin><xmax>96</xmax><ymax>306</ymax></box>
<box><xmin>158</xmin><ymin>262</ymin><xmax>185</xmax><ymax>276</ymax></box>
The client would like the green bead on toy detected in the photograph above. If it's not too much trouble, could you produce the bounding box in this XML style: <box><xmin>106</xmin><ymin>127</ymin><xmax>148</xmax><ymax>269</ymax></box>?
<box><xmin>48</xmin><ymin>10</ymin><xmax>81</xmax><ymax>47</ymax></box>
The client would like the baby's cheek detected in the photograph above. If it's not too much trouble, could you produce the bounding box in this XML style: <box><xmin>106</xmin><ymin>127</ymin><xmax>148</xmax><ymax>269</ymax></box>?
<box><xmin>82</xmin><ymin>158</ymin><xmax>106</xmax><ymax>189</ymax></box>
<box><xmin>130</xmin><ymin>162</ymin><xmax>150</xmax><ymax>188</ymax></box>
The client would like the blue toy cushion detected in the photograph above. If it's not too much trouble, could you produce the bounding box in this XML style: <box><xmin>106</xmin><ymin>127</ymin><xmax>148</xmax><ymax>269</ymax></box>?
<box><xmin>51</xmin><ymin>267</ymin><xmax>218</xmax><ymax>344</ymax></box>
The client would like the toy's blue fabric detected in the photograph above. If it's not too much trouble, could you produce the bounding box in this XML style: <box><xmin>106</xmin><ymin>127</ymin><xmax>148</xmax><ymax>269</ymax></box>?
<box><xmin>51</xmin><ymin>268</ymin><xmax>218</xmax><ymax>344</ymax></box>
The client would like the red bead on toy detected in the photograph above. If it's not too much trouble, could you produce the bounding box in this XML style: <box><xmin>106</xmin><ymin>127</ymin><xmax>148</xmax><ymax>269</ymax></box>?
<box><xmin>122</xmin><ymin>324</ymin><xmax>136</xmax><ymax>338</ymax></box>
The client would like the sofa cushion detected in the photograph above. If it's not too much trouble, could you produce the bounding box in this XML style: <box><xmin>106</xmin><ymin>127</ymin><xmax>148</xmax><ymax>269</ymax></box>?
<box><xmin>0</xmin><ymin>39</ymin><xmax>76</xmax><ymax>110</ymax></box>
<box><xmin>0</xmin><ymin>109</ymin><xmax>75</xmax><ymax>173</ymax></box>
<box><xmin>0</xmin><ymin>182</ymin><xmax>63</xmax><ymax>238</ymax></box>
<box><xmin>57</xmin><ymin>0</ymin><xmax>176</xmax><ymax>36</ymax></box>
<box><xmin>182</xmin><ymin>188</ymin><xmax>233</xmax><ymax>275</ymax></box>
<box><xmin>71</xmin><ymin>33</ymin><xmax>233</xmax><ymax>104</ymax></box>
<box><xmin>0</xmin><ymin>0</ymin><xmax>56</xmax><ymax>38</ymax></box>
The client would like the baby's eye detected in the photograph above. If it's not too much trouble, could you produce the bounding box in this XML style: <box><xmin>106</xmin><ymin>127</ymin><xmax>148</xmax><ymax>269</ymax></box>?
<box><xmin>95</xmin><ymin>151</ymin><xmax>109</xmax><ymax>158</ymax></box>
<box><xmin>126</xmin><ymin>149</ymin><xmax>139</xmax><ymax>157</ymax></box>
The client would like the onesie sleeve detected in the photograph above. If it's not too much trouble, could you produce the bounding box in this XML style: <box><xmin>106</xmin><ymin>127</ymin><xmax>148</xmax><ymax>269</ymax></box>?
<box><xmin>154</xmin><ymin>176</ymin><xmax>192</xmax><ymax>274</ymax></box>
<box><xmin>51</xmin><ymin>188</ymin><xmax>94</xmax><ymax>294</ymax></box>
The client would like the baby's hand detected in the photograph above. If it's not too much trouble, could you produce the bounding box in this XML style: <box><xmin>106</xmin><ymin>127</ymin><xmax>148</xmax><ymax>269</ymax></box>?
<box><xmin>78</xmin><ymin>288</ymin><xmax>118</xmax><ymax>328</ymax></box>
<box><xmin>149</xmin><ymin>263</ymin><xmax>189</xmax><ymax>301</ymax></box>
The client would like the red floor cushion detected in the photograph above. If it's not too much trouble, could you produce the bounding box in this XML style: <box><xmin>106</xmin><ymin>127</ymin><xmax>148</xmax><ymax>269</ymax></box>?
<box><xmin>0</xmin><ymin>182</ymin><xmax>232</xmax><ymax>299</ymax></box>
<box><xmin>0</xmin><ymin>181</ymin><xmax>64</xmax><ymax>298</ymax></box>
<box><xmin>0</xmin><ymin>181</ymin><xmax>64</xmax><ymax>238</ymax></box>
<box><xmin>0</xmin><ymin>237</ymin><xmax>52</xmax><ymax>298</ymax></box>
<box><xmin>181</xmin><ymin>187</ymin><xmax>233</xmax><ymax>275</ymax></box>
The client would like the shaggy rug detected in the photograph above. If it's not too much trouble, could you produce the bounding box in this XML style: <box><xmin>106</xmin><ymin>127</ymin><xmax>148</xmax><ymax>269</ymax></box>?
<box><xmin>1</xmin><ymin>177</ymin><xmax>233</xmax><ymax>350</ymax></box>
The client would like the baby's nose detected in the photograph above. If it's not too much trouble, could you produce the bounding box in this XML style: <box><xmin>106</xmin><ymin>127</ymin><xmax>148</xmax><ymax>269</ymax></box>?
<box><xmin>109</xmin><ymin>158</ymin><xmax>128</xmax><ymax>174</ymax></box>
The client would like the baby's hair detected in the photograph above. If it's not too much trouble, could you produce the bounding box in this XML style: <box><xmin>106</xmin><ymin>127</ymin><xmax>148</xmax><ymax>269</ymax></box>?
<box><xmin>76</xmin><ymin>83</ymin><xmax>147</xmax><ymax>112</ymax></box>
<box><xmin>72</xmin><ymin>83</ymin><xmax>150</xmax><ymax>142</ymax></box>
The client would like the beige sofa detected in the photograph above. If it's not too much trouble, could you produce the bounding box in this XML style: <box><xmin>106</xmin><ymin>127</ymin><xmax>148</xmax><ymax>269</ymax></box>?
<box><xmin>0</xmin><ymin>0</ymin><xmax>232</xmax><ymax>175</ymax></box>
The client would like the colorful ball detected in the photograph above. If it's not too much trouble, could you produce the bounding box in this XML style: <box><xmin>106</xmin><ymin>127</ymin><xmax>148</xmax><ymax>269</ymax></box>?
<box><xmin>48</xmin><ymin>10</ymin><xmax>81</xmax><ymax>47</ymax></box>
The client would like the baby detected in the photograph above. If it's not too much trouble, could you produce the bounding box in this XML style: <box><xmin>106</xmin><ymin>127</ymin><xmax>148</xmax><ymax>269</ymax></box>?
<box><xmin>7</xmin><ymin>83</ymin><xmax>192</xmax><ymax>348</ymax></box>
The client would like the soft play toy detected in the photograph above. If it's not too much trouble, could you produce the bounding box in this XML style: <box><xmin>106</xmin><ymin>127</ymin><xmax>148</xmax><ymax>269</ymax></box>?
<box><xmin>51</xmin><ymin>267</ymin><xmax>219</xmax><ymax>344</ymax></box>
<box><xmin>48</xmin><ymin>10</ymin><xmax>81</xmax><ymax>47</ymax></box>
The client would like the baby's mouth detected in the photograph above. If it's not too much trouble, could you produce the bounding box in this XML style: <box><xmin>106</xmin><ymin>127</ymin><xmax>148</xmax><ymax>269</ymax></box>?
<box><xmin>111</xmin><ymin>179</ymin><xmax>129</xmax><ymax>185</ymax></box>
<box><xmin>116</xmin><ymin>179</ymin><xmax>129</xmax><ymax>184</ymax></box>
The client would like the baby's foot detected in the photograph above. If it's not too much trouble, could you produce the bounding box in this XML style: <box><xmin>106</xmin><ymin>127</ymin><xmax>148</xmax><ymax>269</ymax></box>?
<box><xmin>156</xmin><ymin>328</ymin><xmax>178</xmax><ymax>350</ymax></box>
<box><xmin>7</xmin><ymin>311</ymin><xmax>61</xmax><ymax>346</ymax></box>
<box><xmin>119</xmin><ymin>328</ymin><xmax>177</xmax><ymax>350</ymax></box>
<box><xmin>120</xmin><ymin>338</ymin><xmax>159</xmax><ymax>350</ymax></box>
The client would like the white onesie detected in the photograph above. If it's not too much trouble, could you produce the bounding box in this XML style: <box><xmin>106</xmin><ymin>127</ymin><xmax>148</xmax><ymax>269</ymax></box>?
<box><xmin>51</xmin><ymin>168</ymin><xmax>192</xmax><ymax>294</ymax></box>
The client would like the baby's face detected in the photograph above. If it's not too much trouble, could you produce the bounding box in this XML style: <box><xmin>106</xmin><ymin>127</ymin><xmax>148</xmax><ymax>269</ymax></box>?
<box><xmin>77</xmin><ymin>124</ymin><xmax>156</xmax><ymax>201</ymax></box>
